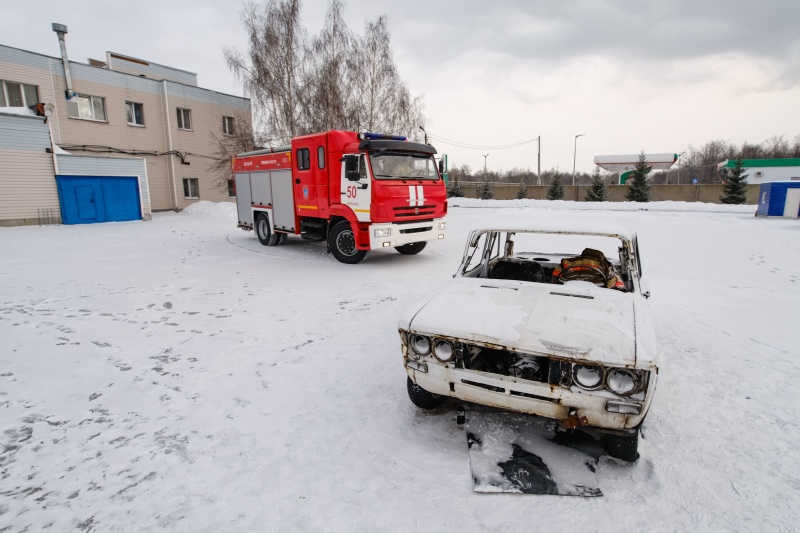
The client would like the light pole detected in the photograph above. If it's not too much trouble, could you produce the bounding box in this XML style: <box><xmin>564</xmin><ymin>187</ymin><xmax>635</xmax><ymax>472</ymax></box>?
<box><xmin>483</xmin><ymin>153</ymin><xmax>489</xmax><ymax>181</ymax></box>
<box><xmin>675</xmin><ymin>151</ymin><xmax>685</xmax><ymax>185</ymax></box>
<box><xmin>419</xmin><ymin>125</ymin><xmax>428</xmax><ymax>144</ymax></box>
<box><xmin>535</xmin><ymin>136</ymin><xmax>541</xmax><ymax>185</ymax></box>
<box><xmin>572</xmin><ymin>133</ymin><xmax>585</xmax><ymax>186</ymax></box>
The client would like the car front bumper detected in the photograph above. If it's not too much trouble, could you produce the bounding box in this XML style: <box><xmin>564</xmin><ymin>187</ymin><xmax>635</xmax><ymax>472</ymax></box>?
<box><xmin>404</xmin><ymin>355</ymin><xmax>653</xmax><ymax>431</ymax></box>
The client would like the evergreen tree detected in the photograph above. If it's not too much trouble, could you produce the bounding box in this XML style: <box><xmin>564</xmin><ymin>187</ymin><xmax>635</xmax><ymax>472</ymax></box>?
<box><xmin>516</xmin><ymin>181</ymin><xmax>528</xmax><ymax>199</ymax></box>
<box><xmin>547</xmin><ymin>174</ymin><xmax>564</xmax><ymax>200</ymax></box>
<box><xmin>585</xmin><ymin>167</ymin><xmax>608</xmax><ymax>202</ymax></box>
<box><xmin>720</xmin><ymin>158</ymin><xmax>749</xmax><ymax>204</ymax></box>
<box><xmin>479</xmin><ymin>182</ymin><xmax>494</xmax><ymax>200</ymax></box>
<box><xmin>626</xmin><ymin>151</ymin><xmax>651</xmax><ymax>202</ymax></box>
<box><xmin>447</xmin><ymin>182</ymin><xmax>465</xmax><ymax>198</ymax></box>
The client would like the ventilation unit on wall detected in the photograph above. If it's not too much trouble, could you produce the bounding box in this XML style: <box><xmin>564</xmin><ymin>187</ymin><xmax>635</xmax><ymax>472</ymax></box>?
<box><xmin>755</xmin><ymin>171</ymin><xmax>763</xmax><ymax>177</ymax></box>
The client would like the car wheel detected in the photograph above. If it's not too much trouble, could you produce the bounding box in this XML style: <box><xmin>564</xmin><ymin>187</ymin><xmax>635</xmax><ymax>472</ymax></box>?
<box><xmin>256</xmin><ymin>213</ymin><xmax>280</xmax><ymax>246</ymax></box>
<box><xmin>395</xmin><ymin>242</ymin><xmax>427</xmax><ymax>255</ymax></box>
<box><xmin>328</xmin><ymin>221</ymin><xmax>368</xmax><ymax>264</ymax></box>
<box><xmin>407</xmin><ymin>377</ymin><xmax>445</xmax><ymax>409</ymax></box>
<box><xmin>604</xmin><ymin>429</ymin><xmax>640</xmax><ymax>462</ymax></box>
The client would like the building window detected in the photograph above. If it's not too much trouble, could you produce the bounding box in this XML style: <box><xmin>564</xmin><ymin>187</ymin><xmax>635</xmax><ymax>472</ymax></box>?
<box><xmin>183</xmin><ymin>178</ymin><xmax>199</xmax><ymax>198</ymax></box>
<box><xmin>126</xmin><ymin>101</ymin><xmax>144</xmax><ymax>126</ymax></box>
<box><xmin>296</xmin><ymin>148</ymin><xmax>310</xmax><ymax>171</ymax></box>
<box><xmin>177</xmin><ymin>108</ymin><xmax>192</xmax><ymax>130</ymax></box>
<box><xmin>66</xmin><ymin>94</ymin><xmax>107</xmax><ymax>122</ymax></box>
<box><xmin>0</xmin><ymin>80</ymin><xmax>39</xmax><ymax>108</ymax></box>
<box><xmin>228</xmin><ymin>179</ymin><xmax>236</xmax><ymax>197</ymax></box>
<box><xmin>223</xmin><ymin>116</ymin><xmax>235</xmax><ymax>135</ymax></box>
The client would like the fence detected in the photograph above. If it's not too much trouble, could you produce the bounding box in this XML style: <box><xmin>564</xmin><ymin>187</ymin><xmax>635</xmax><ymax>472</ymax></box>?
<box><xmin>452</xmin><ymin>183</ymin><xmax>761</xmax><ymax>204</ymax></box>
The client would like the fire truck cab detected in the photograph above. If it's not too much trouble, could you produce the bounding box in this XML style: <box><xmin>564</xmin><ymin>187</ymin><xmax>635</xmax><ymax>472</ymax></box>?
<box><xmin>233</xmin><ymin>131</ymin><xmax>447</xmax><ymax>264</ymax></box>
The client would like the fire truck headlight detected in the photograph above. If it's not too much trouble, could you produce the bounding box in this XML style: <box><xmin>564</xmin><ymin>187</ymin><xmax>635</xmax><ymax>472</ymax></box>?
<box><xmin>374</xmin><ymin>228</ymin><xmax>391</xmax><ymax>238</ymax></box>
<box><xmin>438</xmin><ymin>221</ymin><xmax>447</xmax><ymax>230</ymax></box>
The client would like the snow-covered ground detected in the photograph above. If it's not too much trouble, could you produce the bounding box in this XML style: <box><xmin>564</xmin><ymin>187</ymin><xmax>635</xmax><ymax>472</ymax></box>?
<box><xmin>1</xmin><ymin>200</ymin><xmax>798</xmax><ymax>532</ymax></box>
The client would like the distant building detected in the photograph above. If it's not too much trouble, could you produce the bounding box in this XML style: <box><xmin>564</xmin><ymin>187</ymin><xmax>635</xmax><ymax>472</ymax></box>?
<box><xmin>717</xmin><ymin>158</ymin><xmax>800</xmax><ymax>184</ymax></box>
<box><xmin>1</xmin><ymin>25</ymin><xmax>250</xmax><ymax>226</ymax></box>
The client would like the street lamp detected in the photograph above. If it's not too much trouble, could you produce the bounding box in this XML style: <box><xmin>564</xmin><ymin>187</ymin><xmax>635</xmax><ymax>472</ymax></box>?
<box><xmin>675</xmin><ymin>151</ymin><xmax>685</xmax><ymax>185</ymax></box>
<box><xmin>572</xmin><ymin>134</ymin><xmax>585</xmax><ymax>186</ymax></box>
<box><xmin>535</xmin><ymin>136</ymin><xmax>541</xmax><ymax>185</ymax></box>
<box><xmin>482</xmin><ymin>153</ymin><xmax>490</xmax><ymax>181</ymax></box>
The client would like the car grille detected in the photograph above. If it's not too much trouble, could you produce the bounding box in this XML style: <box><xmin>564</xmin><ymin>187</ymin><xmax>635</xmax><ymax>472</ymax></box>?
<box><xmin>394</xmin><ymin>205</ymin><xmax>436</xmax><ymax>217</ymax></box>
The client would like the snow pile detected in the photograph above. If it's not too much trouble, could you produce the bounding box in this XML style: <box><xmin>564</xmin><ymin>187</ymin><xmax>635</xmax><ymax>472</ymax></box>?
<box><xmin>451</xmin><ymin>197</ymin><xmax>757</xmax><ymax>213</ymax></box>
<box><xmin>180</xmin><ymin>200</ymin><xmax>237</xmax><ymax>219</ymax></box>
<box><xmin>0</xmin><ymin>106</ymin><xmax>36</xmax><ymax>117</ymax></box>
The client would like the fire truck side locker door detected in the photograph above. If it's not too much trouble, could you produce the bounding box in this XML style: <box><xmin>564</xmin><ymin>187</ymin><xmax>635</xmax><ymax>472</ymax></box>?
<box><xmin>250</xmin><ymin>171</ymin><xmax>272</xmax><ymax>207</ymax></box>
<box><xmin>234</xmin><ymin>172</ymin><xmax>253</xmax><ymax>225</ymax></box>
<box><xmin>270</xmin><ymin>169</ymin><xmax>295</xmax><ymax>232</ymax></box>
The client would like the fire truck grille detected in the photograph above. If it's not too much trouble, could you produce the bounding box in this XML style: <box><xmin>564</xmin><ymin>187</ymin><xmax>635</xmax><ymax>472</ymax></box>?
<box><xmin>399</xmin><ymin>226</ymin><xmax>433</xmax><ymax>235</ymax></box>
<box><xmin>394</xmin><ymin>205</ymin><xmax>436</xmax><ymax>217</ymax></box>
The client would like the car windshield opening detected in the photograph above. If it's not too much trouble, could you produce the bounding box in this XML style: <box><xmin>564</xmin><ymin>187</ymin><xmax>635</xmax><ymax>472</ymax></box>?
<box><xmin>369</xmin><ymin>151</ymin><xmax>439</xmax><ymax>180</ymax></box>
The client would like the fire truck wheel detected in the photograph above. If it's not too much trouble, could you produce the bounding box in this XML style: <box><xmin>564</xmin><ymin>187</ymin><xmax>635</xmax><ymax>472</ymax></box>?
<box><xmin>256</xmin><ymin>214</ymin><xmax>280</xmax><ymax>246</ymax></box>
<box><xmin>278</xmin><ymin>233</ymin><xmax>288</xmax><ymax>245</ymax></box>
<box><xmin>328</xmin><ymin>221</ymin><xmax>367</xmax><ymax>264</ymax></box>
<box><xmin>395</xmin><ymin>242</ymin><xmax>427</xmax><ymax>255</ymax></box>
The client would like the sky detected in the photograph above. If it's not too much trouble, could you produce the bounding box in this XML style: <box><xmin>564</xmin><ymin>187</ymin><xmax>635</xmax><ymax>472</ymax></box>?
<box><xmin>3</xmin><ymin>0</ymin><xmax>799</xmax><ymax>174</ymax></box>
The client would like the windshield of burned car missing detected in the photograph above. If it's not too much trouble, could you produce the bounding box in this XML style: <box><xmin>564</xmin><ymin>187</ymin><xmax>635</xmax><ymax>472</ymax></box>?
<box><xmin>369</xmin><ymin>151</ymin><xmax>439</xmax><ymax>180</ymax></box>
<box><xmin>460</xmin><ymin>231</ymin><xmax>633</xmax><ymax>291</ymax></box>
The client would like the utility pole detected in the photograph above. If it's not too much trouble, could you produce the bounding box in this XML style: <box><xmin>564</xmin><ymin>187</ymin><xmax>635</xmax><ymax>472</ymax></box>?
<box><xmin>419</xmin><ymin>125</ymin><xmax>428</xmax><ymax>144</ymax></box>
<box><xmin>536</xmin><ymin>136</ymin><xmax>541</xmax><ymax>185</ymax></box>
<box><xmin>572</xmin><ymin>133</ymin><xmax>585</xmax><ymax>186</ymax></box>
<box><xmin>483</xmin><ymin>154</ymin><xmax>489</xmax><ymax>181</ymax></box>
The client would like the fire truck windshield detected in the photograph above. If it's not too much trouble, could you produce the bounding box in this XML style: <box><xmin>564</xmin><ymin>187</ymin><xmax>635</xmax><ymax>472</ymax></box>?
<box><xmin>369</xmin><ymin>151</ymin><xmax>439</xmax><ymax>180</ymax></box>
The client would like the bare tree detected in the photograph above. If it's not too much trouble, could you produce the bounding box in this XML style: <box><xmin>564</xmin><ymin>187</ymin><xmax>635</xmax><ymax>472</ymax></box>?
<box><xmin>224</xmin><ymin>0</ymin><xmax>309</xmax><ymax>145</ymax></box>
<box><xmin>208</xmin><ymin>111</ymin><xmax>261</xmax><ymax>192</ymax></box>
<box><xmin>224</xmin><ymin>0</ymin><xmax>426</xmax><ymax>145</ymax></box>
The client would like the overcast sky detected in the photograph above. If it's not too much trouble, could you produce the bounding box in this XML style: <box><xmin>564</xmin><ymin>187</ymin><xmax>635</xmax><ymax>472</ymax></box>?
<box><xmin>3</xmin><ymin>0</ymin><xmax>799</xmax><ymax>174</ymax></box>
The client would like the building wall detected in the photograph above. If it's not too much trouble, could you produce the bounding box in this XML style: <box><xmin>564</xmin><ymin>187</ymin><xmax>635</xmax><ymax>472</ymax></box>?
<box><xmin>0</xmin><ymin>43</ymin><xmax>250</xmax><ymax>212</ymax></box>
<box><xmin>106</xmin><ymin>52</ymin><xmax>198</xmax><ymax>86</ymax></box>
<box><xmin>0</xmin><ymin>113</ymin><xmax>59</xmax><ymax>226</ymax></box>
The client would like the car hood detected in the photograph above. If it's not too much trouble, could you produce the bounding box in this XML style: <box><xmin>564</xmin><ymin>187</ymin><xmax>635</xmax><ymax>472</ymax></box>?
<box><xmin>405</xmin><ymin>277</ymin><xmax>637</xmax><ymax>367</ymax></box>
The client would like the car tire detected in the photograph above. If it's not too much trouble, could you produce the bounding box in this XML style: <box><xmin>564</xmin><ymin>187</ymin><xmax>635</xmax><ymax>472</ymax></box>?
<box><xmin>395</xmin><ymin>242</ymin><xmax>427</xmax><ymax>255</ymax></box>
<box><xmin>604</xmin><ymin>429</ymin><xmax>640</xmax><ymax>462</ymax></box>
<box><xmin>256</xmin><ymin>213</ymin><xmax>280</xmax><ymax>246</ymax></box>
<box><xmin>407</xmin><ymin>377</ymin><xmax>446</xmax><ymax>409</ymax></box>
<box><xmin>328</xmin><ymin>221</ymin><xmax>368</xmax><ymax>264</ymax></box>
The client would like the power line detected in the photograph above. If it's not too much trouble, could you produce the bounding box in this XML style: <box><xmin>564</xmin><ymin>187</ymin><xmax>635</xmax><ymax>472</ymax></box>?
<box><xmin>426</xmin><ymin>131</ymin><xmax>538</xmax><ymax>150</ymax></box>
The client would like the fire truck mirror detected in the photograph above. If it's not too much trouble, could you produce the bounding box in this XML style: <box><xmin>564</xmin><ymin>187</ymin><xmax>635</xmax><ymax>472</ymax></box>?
<box><xmin>347</xmin><ymin>171</ymin><xmax>362</xmax><ymax>182</ymax></box>
<box><xmin>438</xmin><ymin>160</ymin><xmax>444</xmax><ymax>174</ymax></box>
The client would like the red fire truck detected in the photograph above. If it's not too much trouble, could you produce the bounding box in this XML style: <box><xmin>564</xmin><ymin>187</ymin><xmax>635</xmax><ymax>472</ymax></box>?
<box><xmin>232</xmin><ymin>130</ymin><xmax>448</xmax><ymax>264</ymax></box>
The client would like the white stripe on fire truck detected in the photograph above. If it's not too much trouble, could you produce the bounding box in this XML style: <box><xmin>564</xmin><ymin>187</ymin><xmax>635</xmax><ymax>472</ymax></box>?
<box><xmin>408</xmin><ymin>185</ymin><xmax>417</xmax><ymax>206</ymax></box>
<box><xmin>416</xmin><ymin>185</ymin><xmax>425</xmax><ymax>206</ymax></box>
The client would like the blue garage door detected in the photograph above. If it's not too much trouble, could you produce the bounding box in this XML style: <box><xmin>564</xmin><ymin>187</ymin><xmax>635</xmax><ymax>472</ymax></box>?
<box><xmin>57</xmin><ymin>176</ymin><xmax>142</xmax><ymax>225</ymax></box>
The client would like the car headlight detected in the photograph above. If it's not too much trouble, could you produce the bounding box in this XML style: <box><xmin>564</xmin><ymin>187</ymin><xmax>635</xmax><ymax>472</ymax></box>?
<box><xmin>606</xmin><ymin>369</ymin><xmax>640</xmax><ymax>396</ymax></box>
<box><xmin>573</xmin><ymin>364</ymin><xmax>604</xmax><ymax>390</ymax></box>
<box><xmin>438</xmin><ymin>221</ymin><xmax>447</xmax><ymax>230</ymax></box>
<box><xmin>374</xmin><ymin>228</ymin><xmax>391</xmax><ymax>238</ymax></box>
<box><xmin>411</xmin><ymin>335</ymin><xmax>431</xmax><ymax>355</ymax></box>
<box><xmin>433</xmin><ymin>340</ymin><xmax>454</xmax><ymax>361</ymax></box>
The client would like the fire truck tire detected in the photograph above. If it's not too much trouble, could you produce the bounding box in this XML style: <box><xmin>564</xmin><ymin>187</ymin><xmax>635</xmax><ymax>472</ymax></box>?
<box><xmin>407</xmin><ymin>377</ymin><xmax>446</xmax><ymax>409</ymax></box>
<box><xmin>278</xmin><ymin>233</ymin><xmax>288</xmax><ymax>245</ymax></box>
<box><xmin>256</xmin><ymin>214</ymin><xmax>280</xmax><ymax>246</ymax></box>
<box><xmin>395</xmin><ymin>242</ymin><xmax>427</xmax><ymax>255</ymax></box>
<box><xmin>328</xmin><ymin>221</ymin><xmax>368</xmax><ymax>264</ymax></box>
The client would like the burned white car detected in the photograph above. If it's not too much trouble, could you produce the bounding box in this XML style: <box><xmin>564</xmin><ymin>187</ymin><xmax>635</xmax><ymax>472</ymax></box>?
<box><xmin>399</xmin><ymin>225</ymin><xmax>658</xmax><ymax>462</ymax></box>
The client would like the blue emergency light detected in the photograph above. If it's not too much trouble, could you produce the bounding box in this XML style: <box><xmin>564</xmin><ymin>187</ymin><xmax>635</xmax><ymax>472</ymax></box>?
<box><xmin>358</xmin><ymin>132</ymin><xmax>407</xmax><ymax>141</ymax></box>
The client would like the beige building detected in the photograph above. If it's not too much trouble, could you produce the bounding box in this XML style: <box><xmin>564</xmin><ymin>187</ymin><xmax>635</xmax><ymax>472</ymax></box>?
<box><xmin>0</xmin><ymin>28</ymin><xmax>250</xmax><ymax>219</ymax></box>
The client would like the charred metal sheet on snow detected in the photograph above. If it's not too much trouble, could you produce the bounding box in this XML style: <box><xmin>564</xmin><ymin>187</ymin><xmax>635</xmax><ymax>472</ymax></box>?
<box><xmin>466</xmin><ymin>410</ymin><xmax>603</xmax><ymax>496</ymax></box>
